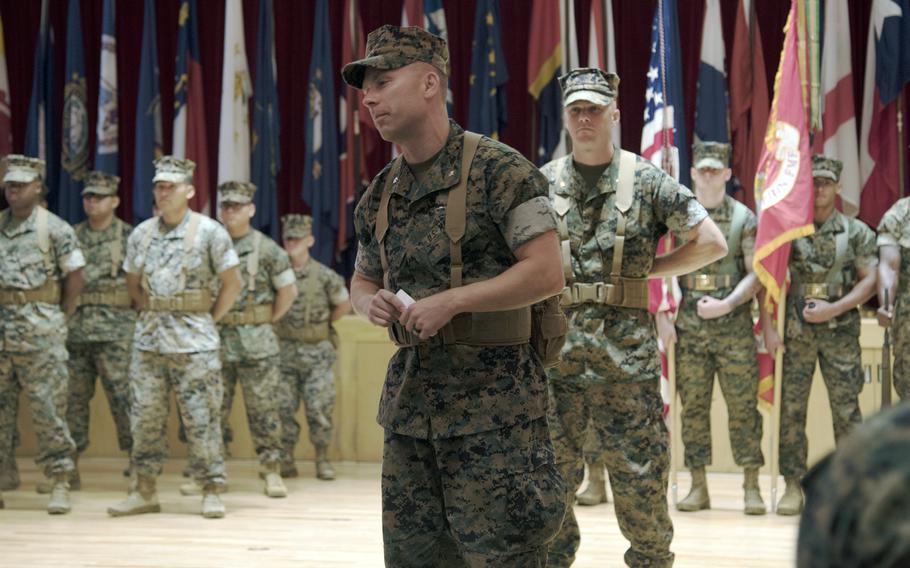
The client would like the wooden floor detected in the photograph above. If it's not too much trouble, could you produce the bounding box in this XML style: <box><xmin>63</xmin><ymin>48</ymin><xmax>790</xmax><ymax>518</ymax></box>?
<box><xmin>0</xmin><ymin>459</ymin><xmax>797</xmax><ymax>567</ymax></box>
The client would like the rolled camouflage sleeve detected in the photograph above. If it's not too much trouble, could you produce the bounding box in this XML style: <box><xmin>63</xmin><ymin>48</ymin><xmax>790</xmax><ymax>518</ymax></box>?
<box><xmin>326</xmin><ymin>269</ymin><xmax>351</xmax><ymax>307</ymax></box>
<box><xmin>483</xmin><ymin>143</ymin><xmax>557</xmax><ymax>252</ymax></box>
<box><xmin>53</xmin><ymin>223</ymin><xmax>86</xmax><ymax>275</ymax></box>
<box><xmin>123</xmin><ymin>225</ymin><xmax>145</xmax><ymax>274</ymax></box>
<box><xmin>210</xmin><ymin>225</ymin><xmax>240</xmax><ymax>273</ymax></box>
<box><xmin>853</xmin><ymin>220</ymin><xmax>879</xmax><ymax>270</ymax></box>
<box><xmin>877</xmin><ymin>197</ymin><xmax>909</xmax><ymax>248</ymax></box>
<box><xmin>353</xmin><ymin>183</ymin><xmax>384</xmax><ymax>281</ymax></box>
<box><xmin>653</xmin><ymin>172</ymin><xmax>709</xmax><ymax>237</ymax></box>
<box><xmin>271</xmin><ymin>247</ymin><xmax>296</xmax><ymax>289</ymax></box>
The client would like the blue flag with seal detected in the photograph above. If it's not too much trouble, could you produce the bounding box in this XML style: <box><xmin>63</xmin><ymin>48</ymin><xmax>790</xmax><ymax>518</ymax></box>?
<box><xmin>468</xmin><ymin>0</ymin><xmax>508</xmax><ymax>139</ymax></box>
<box><xmin>302</xmin><ymin>0</ymin><xmax>339</xmax><ymax>266</ymax></box>
<box><xmin>24</xmin><ymin>0</ymin><xmax>57</xmax><ymax>204</ymax></box>
<box><xmin>58</xmin><ymin>0</ymin><xmax>89</xmax><ymax>224</ymax></box>
<box><xmin>132</xmin><ymin>0</ymin><xmax>162</xmax><ymax>222</ymax></box>
<box><xmin>95</xmin><ymin>0</ymin><xmax>119</xmax><ymax>174</ymax></box>
<box><xmin>251</xmin><ymin>0</ymin><xmax>281</xmax><ymax>240</ymax></box>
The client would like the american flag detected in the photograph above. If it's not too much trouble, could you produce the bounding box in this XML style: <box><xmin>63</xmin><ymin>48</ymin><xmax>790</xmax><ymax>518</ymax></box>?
<box><xmin>640</xmin><ymin>0</ymin><xmax>688</xmax><ymax>422</ymax></box>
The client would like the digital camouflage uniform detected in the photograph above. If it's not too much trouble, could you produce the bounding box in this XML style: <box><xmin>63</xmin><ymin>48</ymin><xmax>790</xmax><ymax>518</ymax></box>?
<box><xmin>877</xmin><ymin>196</ymin><xmax>910</xmax><ymax>399</ymax></box>
<box><xmin>798</xmin><ymin>401</ymin><xmax>910</xmax><ymax>567</ymax></box>
<box><xmin>67</xmin><ymin>172</ymin><xmax>135</xmax><ymax>458</ymax></box>
<box><xmin>216</xmin><ymin>182</ymin><xmax>293</xmax><ymax>468</ymax></box>
<box><xmin>542</xmin><ymin>68</ymin><xmax>709</xmax><ymax>568</ymax></box>
<box><xmin>780</xmin><ymin>157</ymin><xmax>877</xmax><ymax>480</ymax></box>
<box><xmin>345</xmin><ymin>25</ymin><xmax>566</xmax><ymax>567</ymax></box>
<box><xmin>124</xmin><ymin>168</ymin><xmax>239</xmax><ymax>489</ymax></box>
<box><xmin>675</xmin><ymin>145</ymin><xmax>763</xmax><ymax>472</ymax></box>
<box><xmin>275</xmin><ymin>215</ymin><xmax>348</xmax><ymax>463</ymax></box>
<box><xmin>0</xmin><ymin>156</ymin><xmax>83</xmax><ymax>478</ymax></box>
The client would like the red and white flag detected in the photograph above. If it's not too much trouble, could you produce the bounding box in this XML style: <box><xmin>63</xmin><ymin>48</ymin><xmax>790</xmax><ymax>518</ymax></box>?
<box><xmin>813</xmin><ymin>0</ymin><xmax>860</xmax><ymax>216</ymax></box>
<box><xmin>587</xmin><ymin>0</ymin><xmax>619</xmax><ymax>147</ymax></box>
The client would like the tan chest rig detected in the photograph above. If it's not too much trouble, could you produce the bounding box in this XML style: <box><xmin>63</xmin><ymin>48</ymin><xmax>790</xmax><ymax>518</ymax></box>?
<box><xmin>551</xmin><ymin>150</ymin><xmax>649</xmax><ymax>310</ymax></box>
<box><xmin>136</xmin><ymin>213</ymin><xmax>213</xmax><ymax>312</ymax></box>
<box><xmin>0</xmin><ymin>207</ymin><xmax>62</xmax><ymax>305</ymax></box>
<box><xmin>76</xmin><ymin>218</ymin><xmax>131</xmax><ymax>307</ymax></box>
<box><xmin>375</xmin><ymin>132</ymin><xmax>567</xmax><ymax>367</ymax></box>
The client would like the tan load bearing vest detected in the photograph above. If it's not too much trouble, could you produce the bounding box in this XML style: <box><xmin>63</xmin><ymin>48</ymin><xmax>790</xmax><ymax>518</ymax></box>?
<box><xmin>77</xmin><ymin>218</ymin><xmax>132</xmax><ymax>307</ymax></box>
<box><xmin>0</xmin><ymin>207</ymin><xmax>62</xmax><ymax>305</ymax></box>
<box><xmin>220</xmin><ymin>231</ymin><xmax>276</xmax><ymax>326</ymax></box>
<box><xmin>137</xmin><ymin>212</ymin><xmax>212</xmax><ymax>312</ymax></box>
<box><xmin>275</xmin><ymin>266</ymin><xmax>332</xmax><ymax>343</ymax></box>
<box><xmin>551</xmin><ymin>150</ymin><xmax>650</xmax><ymax>310</ymax></box>
<box><xmin>794</xmin><ymin>224</ymin><xmax>851</xmax><ymax>300</ymax></box>
<box><xmin>680</xmin><ymin>200</ymin><xmax>749</xmax><ymax>293</ymax></box>
<box><xmin>375</xmin><ymin>131</ymin><xmax>567</xmax><ymax>366</ymax></box>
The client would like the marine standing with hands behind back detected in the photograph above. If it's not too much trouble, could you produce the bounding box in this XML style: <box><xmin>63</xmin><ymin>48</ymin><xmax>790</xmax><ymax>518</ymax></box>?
<box><xmin>108</xmin><ymin>156</ymin><xmax>242</xmax><ymax>519</ymax></box>
<box><xmin>542</xmin><ymin>68</ymin><xmax>727</xmax><ymax>567</ymax></box>
<box><xmin>275</xmin><ymin>214</ymin><xmax>350</xmax><ymax>481</ymax></box>
<box><xmin>0</xmin><ymin>155</ymin><xmax>85</xmax><ymax>514</ymax></box>
<box><xmin>344</xmin><ymin>25</ymin><xmax>567</xmax><ymax>566</ymax></box>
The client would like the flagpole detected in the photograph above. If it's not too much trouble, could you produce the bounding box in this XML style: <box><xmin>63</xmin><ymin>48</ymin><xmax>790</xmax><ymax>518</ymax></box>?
<box><xmin>769</xmin><ymin>285</ymin><xmax>786</xmax><ymax>513</ymax></box>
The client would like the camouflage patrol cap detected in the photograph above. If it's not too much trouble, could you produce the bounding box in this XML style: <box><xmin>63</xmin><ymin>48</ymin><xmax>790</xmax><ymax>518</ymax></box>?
<box><xmin>693</xmin><ymin>142</ymin><xmax>731</xmax><ymax>170</ymax></box>
<box><xmin>282</xmin><ymin>214</ymin><xmax>313</xmax><ymax>239</ymax></box>
<box><xmin>812</xmin><ymin>154</ymin><xmax>843</xmax><ymax>183</ymax></box>
<box><xmin>559</xmin><ymin>68</ymin><xmax>620</xmax><ymax>108</ymax></box>
<box><xmin>798</xmin><ymin>402</ymin><xmax>910</xmax><ymax>567</ymax></box>
<box><xmin>81</xmin><ymin>171</ymin><xmax>121</xmax><ymax>196</ymax></box>
<box><xmin>341</xmin><ymin>25</ymin><xmax>449</xmax><ymax>89</ymax></box>
<box><xmin>152</xmin><ymin>156</ymin><xmax>196</xmax><ymax>184</ymax></box>
<box><xmin>218</xmin><ymin>181</ymin><xmax>257</xmax><ymax>204</ymax></box>
<box><xmin>2</xmin><ymin>154</ymin><xmax>45</xmax><ymax>184</ymax></box>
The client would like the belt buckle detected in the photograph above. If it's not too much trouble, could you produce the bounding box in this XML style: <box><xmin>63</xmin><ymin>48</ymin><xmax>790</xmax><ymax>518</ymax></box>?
<box><xmin>593</xmin><ymin>282</ymin><xmax>607</xmax><ymax>303</ymax></box>
<box><xmin>804</xmin><ymin>283</ymin><xmax>828</xmax><ymax>300</ymax></box>
<box><xmin>694</xmin><ymin>274</ymin><xmax>715</xmax><ymax>291</ymax></box>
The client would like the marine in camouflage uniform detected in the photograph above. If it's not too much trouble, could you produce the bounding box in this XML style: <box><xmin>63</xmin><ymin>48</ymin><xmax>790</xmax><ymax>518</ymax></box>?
<box><xmin>877</xmin><ymin>195</ymin><xmax>910</xmax><ymax>399</ymax></box>
<box><xmin>0</xmin><ymin>155</ymin><xmax>85</xmax><ymax>514</ymax></box>
<box><xmin>276</xmin><ymin>214</ymin><xmax>350</xmax><ymax>481</ymax></box>
<box><xmin>63</xmin><ymin>171</ymin><xmax>135</xmax><ymax>488</ymax></box>
<box><xmin>542</xmin><ymin>69</ymin><xmax>726</xmax><ymax>567</ymax></box>
<box><xmin>797</xmin><ymin>401</ymin><xmax>910</xmax><ymax>568</ymax></box>
<box><xmin>344</xmin><ymin>25</ymin><xmax>567</xmax><ymax>566</ymax></box>
<box><xmin>108</xmin><ymin>156</ymin><xmax>242</xmax><ymax>519</ymax></box>
<box><xmin>217</xmin><ymin>181</ymin><xmax>295</xmax><ymax>497</ymax></box>
<box><xmin>764</xmin><ymin>155</ymin><xmax>878</xmax><ymax>516</ymax></box>
<box><xmin>673</xmin><ymin>142</ymin><xmax>765</xmax><ymax>515</ymax></box>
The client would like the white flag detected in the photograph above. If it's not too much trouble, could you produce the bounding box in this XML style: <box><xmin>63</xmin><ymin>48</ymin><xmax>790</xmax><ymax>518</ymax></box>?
<box><xmin>217</xmin><ymin>0</ymin><xmax>252</xmax><ymax>184</ymax></box>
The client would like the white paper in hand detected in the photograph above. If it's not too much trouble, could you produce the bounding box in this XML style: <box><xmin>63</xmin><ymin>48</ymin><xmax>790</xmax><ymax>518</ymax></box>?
<box><xmin>396</xmin><ymin>289</ymin><xmax>416</xmax><ymax>308</ymax></box>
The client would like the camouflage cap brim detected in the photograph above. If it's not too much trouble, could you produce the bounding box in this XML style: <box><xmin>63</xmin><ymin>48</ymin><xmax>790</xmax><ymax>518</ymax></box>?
<box><xmin>695</xmin><ymin>157</ymin><xmax>727</xmax><ymax>170</ymax></box>
<box><xmin>219</xmin><ymin>191</ymin><xmax>253</xmax><ymax>205</ymax></box>
<box><xmin>564</xmin><ymin>90</ymin><xmax>614</xmax><ymax>108</ymax></box>
<box><xmin>812</xmin><ymin>169</ymin><xmax>839</xmax><ymax>182</ymax></box>
<box><xmin>3</xmin><ymin>169</ymin><xmax>40</xmax><ymax>184</ymax></box>
<box><xmin>152</xmin><ymin>171</ymin><xmax>189</xmax><ymax>184</ymax></box>
<box><xmin>81</xmin><ymin>186</ymin><xmax>118</xmax><ymax>196</ymax></box>
<box><xmin>342</xmin><ymin>55</ymin><xmax>401</xmax><ymax>89</ymax></box>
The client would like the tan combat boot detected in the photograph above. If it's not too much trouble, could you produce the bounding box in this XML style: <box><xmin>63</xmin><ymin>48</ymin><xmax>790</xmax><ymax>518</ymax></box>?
<box><xmin>108</xmin><ymin>475</ymin><xmax>161</xmax><ymax>517</ymax></box>
<box><xmin>47</xmin><ymin>473</ymin><xmax>71</xmax><ymax>515</ymax></box>
<box><xmin>743</xmin><ymin>467</ymin><xmax>767</xmax><ymax>515</ymax></box>
<box><xmin>201</xmin><ymin>485</ymin><xmax>226</xmax><ymax>519</ymax></box>
<box><xmin>179</xmin><ymin>480</ymin><xmax>202</xmax><ymax>496</ymax></box>
<box><xmin>281</xmin><ymin>452</ymin><xmax>299</xmax><ymax>478</ymax></box>
<box><xmin>315</xmin><ymin>446</ymin><xmax>336</xmax><ymax>481</ymax></box>
<box><xmin>262</xmin><ymin>462</ymin><xmax>288</xmax><ymax>498</ymax></box>
<box><xmin>776</xmin><ymin>476</ymin><xmax>803</xmax><ymax>516</ymax></box>
<box><xmin>576</xmin><ymin>461</ymin><xmax>609</xmax><ymax>506</ymax></box>
<box><xmin>677</xmin><ymin>467</ymin><xmax>710</xmax><ymax>512</ymax></box>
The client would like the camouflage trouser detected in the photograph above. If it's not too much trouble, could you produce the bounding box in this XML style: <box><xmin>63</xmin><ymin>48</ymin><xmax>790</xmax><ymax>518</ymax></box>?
<box><xmin>0</xmin><ymin>345</ymin><xmax>76</xmax><ymax>476</ymax></box>
<box><xmin>279</xmin><ymin>340</ymin><xmax>336</xmax><ymax>456</ymax></box>
<box><xmin>582</xmin><ymin>421</ymin><xmax>603</xmax><ymax>464</ymax></box>
<box><xmin>0</xmin><ymin>381</ymin><xmax>20</xmax><ymax>483</ymax></box>
<box><xmin>382</xmin><ymin>418</ymin><xmax>566</xmax><ymax>567</ymax></box>
<box><xmin>780</xmin><ymin>327</ymin><xmax>863</xmax><ymax>478</ymax></box>
<box><xmin>892</xmin><ymin>316</ymin><xmax>910</xmax><ymax>399</ymax></box>
<box><xmin>547</xmin><ymin>378</ymin><xmax>674</xmax><ymax>568</ymax></box>
<box><xmin>220</xmin><ymin>357</ymin><xmax>283</xmax><ymax>465</ymax></box>
<box><xmin>66</xmin><ymin>340</ymin><xmax>133</xmax><ymax>454</ymax></box>
<box><xmin>129</xmin><ymin>349</ymin><xmax>226</xmax><ymax>487</ymax></box>
<box><xmin>676</xmin><ymin>329</ymin><xmax>764</xmax><ymax>469</ymax></box>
